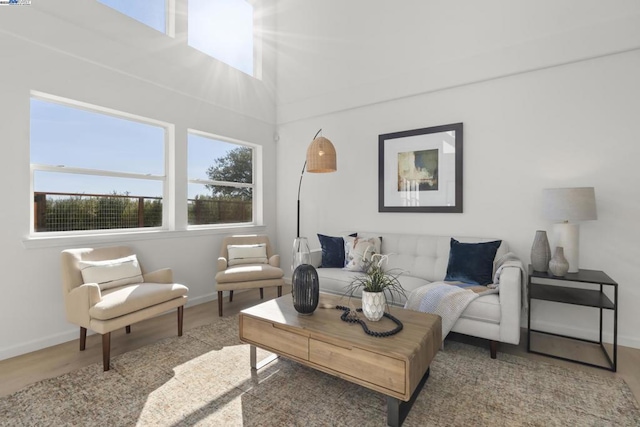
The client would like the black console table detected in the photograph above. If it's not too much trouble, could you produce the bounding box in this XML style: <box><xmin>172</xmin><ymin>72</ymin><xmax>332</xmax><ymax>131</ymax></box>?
<box><xmin>527</xmin><ymin>267</ymin><xmax>617</xmax><ymax>372</ymax></box>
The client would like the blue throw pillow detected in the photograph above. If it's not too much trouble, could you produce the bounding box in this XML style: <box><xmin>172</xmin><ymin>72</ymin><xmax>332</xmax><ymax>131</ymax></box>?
<box><xmin>317</xmin><ymin>233</ymin><xmax>356</xmax><ymax>268</ymax></box>
<box><xmin>444</xmin><ymin>238</ymin><xmax>502</xmax><ymax>286</ymax></box>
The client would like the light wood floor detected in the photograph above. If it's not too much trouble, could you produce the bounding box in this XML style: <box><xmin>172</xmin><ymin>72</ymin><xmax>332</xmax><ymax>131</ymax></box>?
<box><xmin>1</xmin><ymin>286</ymin><xmax>639</xmax><ymax>404</ymax></box>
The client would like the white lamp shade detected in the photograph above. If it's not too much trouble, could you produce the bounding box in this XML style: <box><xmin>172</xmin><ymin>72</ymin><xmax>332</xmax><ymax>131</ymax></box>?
<box><xmin>542</xmin><ymin>187</ymin><xmax>597</xmax><ymax>222</ymax></box>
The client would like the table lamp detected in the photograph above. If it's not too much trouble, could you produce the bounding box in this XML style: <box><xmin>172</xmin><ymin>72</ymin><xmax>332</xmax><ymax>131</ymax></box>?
<box><xmin>542</xmin><ymin>187</ymin><xmax>597</xmax><ymax>273</ymax></box>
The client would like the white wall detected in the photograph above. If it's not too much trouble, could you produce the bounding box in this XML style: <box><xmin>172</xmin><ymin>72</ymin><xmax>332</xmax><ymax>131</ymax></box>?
<box><xmin>0</xmin><ymin>0</ymin><xmax>278</xmax><ymax>360</ymax></box>
<box><xmin>275</xmin><ymin>1</ymin><xmax>640</xmax><ymax>348</ymax></box>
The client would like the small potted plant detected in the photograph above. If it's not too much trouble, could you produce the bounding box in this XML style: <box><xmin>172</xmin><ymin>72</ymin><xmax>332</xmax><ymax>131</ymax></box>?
<box><xmin>344</xmin><ymin>253</ymin><xmax>406</xmax><ymax>321</ymax></box>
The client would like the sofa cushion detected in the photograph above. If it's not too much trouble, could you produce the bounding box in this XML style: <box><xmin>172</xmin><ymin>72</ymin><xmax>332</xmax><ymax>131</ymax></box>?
<box><xmin>318</xmin><ymin>233</ymin><xmax>356</xmax><ymax>268</ymax></box>
<box><xmin>215</xmin><ymin>264</ymin><xmax>284</xmax><ymax>284</ymax></box>
<box><xmin>89</xmin><ymin>283</ymin><xmax>188</xmax><ymax>320</ymax></box>
<box><xmin>445</xmin><ymin>238</ymin><xmax>502</xmax><ymax>285</ymax></box>
<box><xmin>79</xmin><ymin>254</ymin><xmax>143</xmax><ymax>291</ymax></box>
<box><xmin>355</xmin><ymin>232</ymin><xmax>509</xmax><ymax>283</ymax></box>
<box><xmin>316</xmin><ymin>267</ymin><xmax>429</xmax><ymax>305</ymax></box>
<box><xmin>459</xmin><ymin>293</ymin><xmax>501</xmax><ymax>324</ymax></box>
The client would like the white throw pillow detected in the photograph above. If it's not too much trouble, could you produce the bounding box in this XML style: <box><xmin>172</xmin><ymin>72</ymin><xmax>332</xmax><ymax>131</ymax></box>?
<box><xmin>79</xmin><ymin>254</ymin><xmax>143</xmax><ymax>291</ymax></box>
<box><xmin>227</xmin><ymin>243</ymin><xmax>268</xmax><ymax>266</ymax></box>
<box><xmin>344</xmin><ymin>236</ymin><xmax>382</xmax><ymax>272</ymax></box>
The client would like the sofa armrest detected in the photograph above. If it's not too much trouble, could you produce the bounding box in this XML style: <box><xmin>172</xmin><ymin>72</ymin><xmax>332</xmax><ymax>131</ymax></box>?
<box><xmin>269</xmin><ymin>254</ymin><xmax>280</xmax><ymax>268</ymax></box>
<box><xmin>310</xmin><ymin>249</ymin><xmax>322</xmax><ymax>268</ymax></box>
<box><xmin>65</xmin><ymin>283</ymin><xmax>102</xmax><ymax>327</ymax></box>
<box><xmin>217</xmin><ymin>257</ymin><xmax>228</xmax><ymax>272</ymax></box>
<box><xmin>498</xmin><ymin>266</ymin><xmax>522</xmax><ymax>345</ymax></box>
<box><xmin>143</xmin><ymin>268</ymin><xmax>173</xmax><ymax>284</ymax></box>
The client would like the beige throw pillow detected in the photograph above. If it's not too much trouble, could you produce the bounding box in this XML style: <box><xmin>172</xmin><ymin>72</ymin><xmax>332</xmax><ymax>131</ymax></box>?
<box><xmin>79</xmin><ymin>254</ymin><xmax>143</xmax><ymax>291</ymax></box>
<box><xmin>227</xmin><ymin>243</ymin><xmax>268</xmax><ymax>266</ymax></box>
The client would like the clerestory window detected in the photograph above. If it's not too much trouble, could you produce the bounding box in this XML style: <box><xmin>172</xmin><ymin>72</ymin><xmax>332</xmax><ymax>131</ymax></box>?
<box><xmin>30</xmin><ymin>93</ymin><xmax>168</xmax><ymax>234</ymax></box>
<box><xmin>188</xmin><ymin>0</ymin><xmax>255</xmax><ymax>76</ymax></box>
<box><xmin>97</xmin><ymin>0</ymin><xmax>168</xmax><ymax>34</ymax></box>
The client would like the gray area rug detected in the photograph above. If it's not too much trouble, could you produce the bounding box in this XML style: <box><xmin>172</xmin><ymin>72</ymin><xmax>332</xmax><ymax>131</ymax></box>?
<box><xmin>1</xmin><ymin>315</ymin><xmax>638</xmax><ymax>426</ymax></box>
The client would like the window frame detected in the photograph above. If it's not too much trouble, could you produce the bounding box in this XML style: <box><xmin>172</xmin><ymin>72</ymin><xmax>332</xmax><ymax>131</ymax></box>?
<box><xmin>29</xmin><ymin>91</ymin><xmax>172</xmax><ymax>237</ymax></box>
<box><xmin>187</xmin><ymin>129</ymin><xmax>258</xmax><ymax>229</ymax></box>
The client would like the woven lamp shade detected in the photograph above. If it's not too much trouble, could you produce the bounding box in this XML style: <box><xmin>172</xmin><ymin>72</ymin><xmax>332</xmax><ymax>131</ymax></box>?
<box><xmin>306</xmin><ymin>136</ymin><xmax>337</xmax><ymax>173</ymax></box>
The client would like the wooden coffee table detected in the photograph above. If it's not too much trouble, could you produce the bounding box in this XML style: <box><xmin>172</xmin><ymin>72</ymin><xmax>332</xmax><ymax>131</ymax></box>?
<box><xmin>239</xmin><ymin>293</ymin><xmax>442</xmax><ymax>427</ymax></box>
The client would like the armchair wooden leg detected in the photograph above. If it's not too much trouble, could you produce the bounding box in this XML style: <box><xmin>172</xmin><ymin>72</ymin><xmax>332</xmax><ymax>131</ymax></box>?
<box><xmin>80</xmin><ymin>327</ymin><xmax>87</xmax><ymax>351</ymax></box>
<box><xmin>177</xmin><ymin>306</ymin><xmax>184</xmax><ymax>337</ymax></box>
<box><xmin>125</xmin><ymin>325</ymin><xmax>131</xmax><ymax>334</ymax></box>
<box><xmin>218</xmin><ymin>291</ymin><xmax>223</xmax><ymax>317</ymax></box>
<box><xmin>80</xmin><ymin>326</ymin><xmax>87</xmax><ymax>351</ymax></box>
<box><xmin>277</xmin><ymin>286</ymin><xmax>282</xmax><ymax>297</ymax></box>
<box><xmin>490</xmin><ymin>340</ymin><xmax>498</xmax><ymax>359</ymax></box>
<box><xmin>260</xmin><ymin>288</ymin><xmax>264</xmax><ymax>299</ymax></box>
<box><xmin>229</xmin><ymin>290</ymin><xmax>234</xmax><ymax>302</ymax></box>
<box><xmin>102</xmin><ymin>333</ymin><xmax>111</xmax><ymax>372</ymax></box>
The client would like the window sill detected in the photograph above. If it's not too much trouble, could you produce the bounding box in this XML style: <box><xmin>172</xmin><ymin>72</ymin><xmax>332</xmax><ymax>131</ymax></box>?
<box><xmin>22</xmin><ymin>225</ymin><xmax>267</xmax><ymax>249</ymax></box>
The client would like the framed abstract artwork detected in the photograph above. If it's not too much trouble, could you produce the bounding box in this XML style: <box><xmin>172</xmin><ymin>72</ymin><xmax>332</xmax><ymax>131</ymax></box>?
<box><xmin>378</xmin><ymin>122</ymin><xmax>463</xmax><ymax>213</ymax></box>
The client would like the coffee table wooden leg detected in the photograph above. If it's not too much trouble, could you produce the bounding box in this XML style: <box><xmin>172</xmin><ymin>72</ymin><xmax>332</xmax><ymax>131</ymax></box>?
<box><xmin>249</xmin><ymin>345</ymin><xmax>279</xmax><ymax>370</ymax></box>
<box><xmin>386</xmin><ymin>367</ymin><xmax>430</xmax><ymax>427</ymax></box>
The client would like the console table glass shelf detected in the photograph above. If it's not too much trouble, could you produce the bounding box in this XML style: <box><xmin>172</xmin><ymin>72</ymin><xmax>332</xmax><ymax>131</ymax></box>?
<box><xmin>527</xmin><ymin>267</ymin><xmax>617</xmax><ymax>372</ymax></box>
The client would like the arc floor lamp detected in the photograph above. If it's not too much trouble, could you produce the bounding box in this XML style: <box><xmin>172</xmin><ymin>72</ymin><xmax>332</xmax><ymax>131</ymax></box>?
<box><xmin>292</xmin><ymin>129</ymin><xmax>337</xmax><ymax>270</ymax></box>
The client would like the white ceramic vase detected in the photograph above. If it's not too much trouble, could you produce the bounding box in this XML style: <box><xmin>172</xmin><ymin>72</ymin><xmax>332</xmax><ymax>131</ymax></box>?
<box><xmin>361</xmin><ymin>290</ymin><xmax>385</xmax><ymax>321</ymax></box>
<box><xmin>549</xmin><ymin>247</ymin><xmax>570</xmax><ymax>277</ymax></box>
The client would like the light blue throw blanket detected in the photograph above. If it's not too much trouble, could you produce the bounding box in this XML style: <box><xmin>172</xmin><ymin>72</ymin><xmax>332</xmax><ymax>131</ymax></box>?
<box><xmin>405</xmin><ymin>282</ymin><xmax>496</xmax><ymax>340</ymax></box>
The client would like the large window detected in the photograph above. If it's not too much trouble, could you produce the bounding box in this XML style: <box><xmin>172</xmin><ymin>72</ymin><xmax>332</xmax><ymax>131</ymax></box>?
<box><xmin>188</xmin><ymin>0</ymin><xmax>254</xmax><ymax>75</ymax></box>
<box><xmin>188</xmin><ymin>131</ymin><xmax>255</xmax><ymax>226</ymax></box>
<box><xmin>97</xmin><ymin>0</ymin><xmax>168</xmax><ymax>34</ymax></box>
<box><xmin>30</xmin><ymin>94</ymin><xmax>167</xmax><ymax>234</ymax></box>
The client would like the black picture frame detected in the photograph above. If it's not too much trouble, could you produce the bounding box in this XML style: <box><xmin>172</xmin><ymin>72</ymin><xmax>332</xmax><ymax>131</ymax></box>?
<box><xmin>378</xmin><ymin>123</ymin><xmax>463</xmax><ymax>213</ymax></box>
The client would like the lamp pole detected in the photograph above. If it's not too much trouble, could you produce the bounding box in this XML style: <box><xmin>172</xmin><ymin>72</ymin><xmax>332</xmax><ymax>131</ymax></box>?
<box><xmin>296</xmin><ymin>129</ymin><xmax>322</xmax><ymax>238</ymax></box>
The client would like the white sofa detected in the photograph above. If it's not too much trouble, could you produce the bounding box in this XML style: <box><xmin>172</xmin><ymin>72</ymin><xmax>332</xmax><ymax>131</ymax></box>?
<box><xmin>310</xmin><ymin>232</ymin><xmax>522</xmax><ymax>358</ymax></box>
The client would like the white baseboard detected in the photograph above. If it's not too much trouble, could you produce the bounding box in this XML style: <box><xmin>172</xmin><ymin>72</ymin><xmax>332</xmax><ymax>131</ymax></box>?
<box><xmin>186</xmin><ymin>291</ymin><xmax>218</xmax><ymax>307</ymax></box>
<box><xmin>0</xmin><ymin>329</ymin><xmax>81</xmax><ymax>362</ymax></box>
<box><xmin>0</xmin><ymin>292</ymin><xmax>221</xmax><ymax>362</ymax></box>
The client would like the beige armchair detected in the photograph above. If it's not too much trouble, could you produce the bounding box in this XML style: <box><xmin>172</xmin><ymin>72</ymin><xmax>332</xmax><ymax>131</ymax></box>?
<box><xmin>61</xmin><ymin>246</ymin><xmax>188</xmax><ymax>371</ymax></box>
<box><xmin>215</xmin><ymin>235</ymin><xmax>284</xmax><ymax>316</ymax></box>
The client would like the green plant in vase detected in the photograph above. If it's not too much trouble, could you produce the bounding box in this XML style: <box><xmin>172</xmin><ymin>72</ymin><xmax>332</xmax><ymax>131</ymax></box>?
<box><xmin>344</xmin><ymin>253</ymin><xmax>406</xmax><ymax>321</ymax></box>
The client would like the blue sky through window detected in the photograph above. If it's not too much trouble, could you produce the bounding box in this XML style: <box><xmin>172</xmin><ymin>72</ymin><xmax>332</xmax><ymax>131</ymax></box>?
<box><xmin>188</xmin><ymin>133</ymin><xmax>250</xmax><ymax>198</ymax></box>
<box><xmin>31</xmin><ymin>99</ymin><xmax>165</xmax><ymax>175</ymax></box>
<box><xmin>188</xmin><ymin>133</ymin><xmax>242</xmax><ymax>181</ymax></box>
<box><xmin>30</xmin><ymin>98</ymin><xmax>248</xmax><ymax>199</ymax></box>
<box><xmin>97</xmin><ymin>0</ymin><xmax>166</xmax><ymax>33</ymax></box>
<box><xmin>30</xmin><ymin>98</ymin><xmax>165</xmax><ymax>196</ymax></box>
<box><xmin>188</xmin><ymin>0</ymin><xmax>254</xmax><ymax>75</ymax></box>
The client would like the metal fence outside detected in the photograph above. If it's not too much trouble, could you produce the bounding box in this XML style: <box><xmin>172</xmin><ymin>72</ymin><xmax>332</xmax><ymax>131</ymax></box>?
<box><xmin>187</xmin><ymin>197</ymin><xmax>252</xmax><ymax>225</ymax></box>
<box><xmin>34</xmin><ymin>192</ymin><xmax>252</xmax><ymax>232</ymax></box>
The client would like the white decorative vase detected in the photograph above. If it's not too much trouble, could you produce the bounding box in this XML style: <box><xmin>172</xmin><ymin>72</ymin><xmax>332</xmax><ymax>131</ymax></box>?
<box><xmin>361</xmin><ymin>290</ymin><xmax>385</xmax><ymax>321</ymax></box>
<box><xmin>549</xmin><ymin>247</ymin><xmax>570</xmax><ymax>277</ymax></box>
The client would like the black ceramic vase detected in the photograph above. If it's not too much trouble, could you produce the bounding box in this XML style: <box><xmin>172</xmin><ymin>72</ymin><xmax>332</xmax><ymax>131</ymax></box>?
<box><xmin>291</xmin><ymin>264</ymin><xmax>319</xmax><ymax>315</ymax></box>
